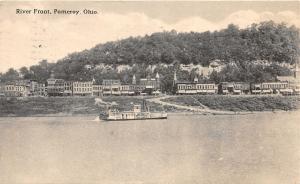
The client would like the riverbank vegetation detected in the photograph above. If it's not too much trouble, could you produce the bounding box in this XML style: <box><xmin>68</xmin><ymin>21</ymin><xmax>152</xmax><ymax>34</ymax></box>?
<box><xmin>0</xmin><ymin>95</ymin><xmax>299</xmax><ymax>116</ymax></box>
<box><xmin>163</xmin><ymin>95</ymin><xmax>300</xmax><ymax>112</ymax></box>
<box><xmin>0</xmin><ymin>96</ymin><xmax>182</xmax><ymax>117</ymax></box>
<box><xmin>0</xmin><ymin>97</ymin><xmax>100</xmax><ymax>116</ymax></box>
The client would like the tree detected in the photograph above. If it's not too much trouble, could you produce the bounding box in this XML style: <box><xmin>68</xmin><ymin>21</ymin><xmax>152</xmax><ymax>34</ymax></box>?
<box><xmin>19</xmin><ymin>66</ymin><xmax>31</xmax><ymax>79</ymax></box>
<box><xmin>209</xmin><ymin>70</ymin><xmax>221</xmax><ymax>83</ymax></box>
<box><xmin>161</xmin><ymin>51</ymin><xmax>175</xmax><ymax>64</ymax></box>
<box><xmin>29</xmin><ymin>60</ymin><xmax>54</xmax><ymax>82</ymax></box>
<box><xmin>1</xmin><ymin>68</ymin><xmax>20</xmax><ymax>82</ymax></box>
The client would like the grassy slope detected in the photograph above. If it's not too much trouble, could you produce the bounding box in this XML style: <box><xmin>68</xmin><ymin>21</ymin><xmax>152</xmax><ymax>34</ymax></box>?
<box><xmin>1</xmin><ymin>95</ymin><xmax>299</xmax><ymax>116</ymax></box>
<box><xmin>163</xmin><ymin>95</ymin><xmax>300</xmax><ymax>112</ymax></box>
<box><xmin>0</xmin><ymin>96</ymin><xmax>177</xmax><ymax>117</ymax></box>
<box><xmin>101</xmin><ymin>96</ymin><xmax>181</xmax><ymax>112</ymax></box>
<box><xmin>0</xmin><ymin>97</ymin><xmax>100</xmax><ymax>116</ymax></box>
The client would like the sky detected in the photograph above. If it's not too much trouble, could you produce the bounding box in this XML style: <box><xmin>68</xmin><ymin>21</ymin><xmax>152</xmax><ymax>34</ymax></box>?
<box><xmin>0</xmin><ymin>1</ymin><xmax>299</xmax><ymax>73</ymax></box>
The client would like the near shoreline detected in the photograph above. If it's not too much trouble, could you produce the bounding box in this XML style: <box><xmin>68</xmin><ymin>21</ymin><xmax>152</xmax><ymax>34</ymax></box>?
<box><xmin>0</xmin><ymin>95</ymin><xmax>299</xmax><ymax>117</ymax></box>
<box><xmin>0</xmin><ymin>110</ymin><xmax>297</xmax><ymax>118</ymax></box>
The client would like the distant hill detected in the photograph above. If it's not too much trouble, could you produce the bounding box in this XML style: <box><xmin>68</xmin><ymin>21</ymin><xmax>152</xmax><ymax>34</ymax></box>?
<box><xmin>1</xmin><ymin>21</ymin><xmax>299</xmax><ymax>87</ymax></box>
<box><xmin>58</xmin><ymin>21</ymin><xmax>299</xmax><ymax>66</ymax></box>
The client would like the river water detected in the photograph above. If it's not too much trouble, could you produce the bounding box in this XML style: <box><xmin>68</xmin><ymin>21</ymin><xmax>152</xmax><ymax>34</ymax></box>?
<box><xmin>0</xmin><ymin>112</ymin><xmax>299</xmax><ymax>184</ymax></box>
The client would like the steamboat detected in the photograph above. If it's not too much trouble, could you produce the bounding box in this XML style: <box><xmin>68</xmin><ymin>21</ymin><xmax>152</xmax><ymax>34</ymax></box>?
<box><xmin>99</xmin><ymin>100</ymin><xmax>167</xmax><ymax>121</ymax></box>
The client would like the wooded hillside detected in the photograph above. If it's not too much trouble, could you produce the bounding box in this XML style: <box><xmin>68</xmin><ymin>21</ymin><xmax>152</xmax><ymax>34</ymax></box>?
<box><xmin>1</xmin><ymin>21</ymin><xmax>299</xmax><ymax>87</ymax></box>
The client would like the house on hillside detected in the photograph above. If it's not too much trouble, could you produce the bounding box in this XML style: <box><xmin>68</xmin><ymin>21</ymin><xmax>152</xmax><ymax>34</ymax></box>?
<box><xmin>208</xmin><ymin>59</ymin><xmax>224</xmax><ymax>73</ymax></box>
<box><xmin>180</xmin><ymin>60</ymin><xmax>225</xmax><ymax>78</ymax></box>
<box><xmin>84</xmin><ymin>64</ymin><xmax>92</xmax><ymax>70</ymax></box>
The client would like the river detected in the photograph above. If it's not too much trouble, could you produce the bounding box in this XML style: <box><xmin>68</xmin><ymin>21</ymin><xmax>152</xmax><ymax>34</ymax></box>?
<box><xmin>0</xmin><ymin>112</ymin><xmax>299</xmax><ymax>184</ymax></box>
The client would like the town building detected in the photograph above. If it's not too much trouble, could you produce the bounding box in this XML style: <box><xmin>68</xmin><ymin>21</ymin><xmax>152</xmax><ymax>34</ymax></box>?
<box><xmin>174</xmin><ymin>74</ymin><xmax>217</xmax><ymax>95</ymax></box>
<box><xmin>139</xmin><ymin>73</ymin><xmax>161</xmax><ymax>95</ymax></box>
<box><xmin>37</xmin><ymin>83</ymin><xmax>47</xmax><ymax>96</ymax></box>
<box><xmin>72</xmin><ymin>81</ymin><xmax>93</xmax><ymax>96</ymax></box>
<box><xmin>102</xmin><ymin>79</ymin><xmax>121</xmax><ymax>95</ymax></box>
<box><xmin>277</xmin><ymin>64</ymin><xmax>300</xmax><ymax>95</ymax></box>
<box><xmin>251</xmin><ymin>82</ymin><xmax>290</xmax><ymax>94</ymax></box>
<box><xmin>46</xmin><ymin>73</ymin><xmax>65</xmax><ymax>96</ymax></box>
<box><xmin>4</xmin><ymin>83</ymin><xmax>16</xmax><ymax>96</ymax></box>
<box><xmin>92</xmin><ymin>84</ymin><xmax>103</xmax><ymax>96</ymax></box>
<box><xmin>261</xmin><ymin>82</ymin><xmax>289</xmax><ymax>93</ymax></box>
<box><xmin>0</xmin><ymin>82</ymin><xmax>5</xmax><ymax>97</ymax></box>
<box><xmin>120</xmin><ymin>84</ymin><xmax>134</xmax><ymax>95</ymax></box>
<box><xmin>28</xmin><ymin>80</ymin><xmax>38</xmax><ymax>96</ymax></box>
<box><xmin>219</xmin><ymin>82</ymin><xmax>250</xmax><ymax>95</ymax></box>
<box><xmin>176</xmin><ymin>82</ymin><xmax>217</xmax><ymax>95</ymax></box>
<box><xmin>0</xmin><ymin>80</ymin><xmax>38</xmax><ymax>97</ymax></box>
<box><xmin>0</xmin><ymin>83</ymin><xmax>5</xmax><ymax>97</ymax></box>
<box><xmin>4</xmin><ymin>82</ymin><xmax>29</xmax><ymax>97</ymax></box>
<box><xmin>63</xmin><ymin>81</ymin><xmax>73</xmax><ymax>96</ymax></box>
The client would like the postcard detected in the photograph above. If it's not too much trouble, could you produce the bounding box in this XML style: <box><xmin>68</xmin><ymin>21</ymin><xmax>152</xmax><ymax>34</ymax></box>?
<box><xmin>0</xmin><ymin>1</ymin><xmax>299</xmax><ymax>184</ymax></box>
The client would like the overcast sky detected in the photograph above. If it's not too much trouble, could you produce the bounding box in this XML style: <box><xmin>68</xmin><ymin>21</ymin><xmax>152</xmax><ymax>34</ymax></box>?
<box><xmin>0</xmin><ymin>1</ymin><xmax>299</xmax><ymax>72</ymax></box>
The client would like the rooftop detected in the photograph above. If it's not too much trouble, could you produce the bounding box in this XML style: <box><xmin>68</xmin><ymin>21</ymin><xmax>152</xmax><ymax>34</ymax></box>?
<box><xmin>277</xmin><ymin>76</ymin><xmax>299</xmax><ymax>83</ymax></box>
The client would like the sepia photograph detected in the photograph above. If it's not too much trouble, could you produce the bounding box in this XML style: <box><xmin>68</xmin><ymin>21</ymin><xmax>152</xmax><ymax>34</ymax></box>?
<box><xmin>0</xmin><ymin>1</ymin><xmax>299</xmax><ymax>183</ymax></box>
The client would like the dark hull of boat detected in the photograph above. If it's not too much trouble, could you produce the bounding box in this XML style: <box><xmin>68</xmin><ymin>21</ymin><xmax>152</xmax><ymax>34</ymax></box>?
<box><xmin>101</xmin><ymin>116</ymin><xmax>167</xmax><ymax>121</ymax></box>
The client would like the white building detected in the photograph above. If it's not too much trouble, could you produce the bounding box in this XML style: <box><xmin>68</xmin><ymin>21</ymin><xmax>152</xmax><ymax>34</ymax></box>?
<box><xmin>73</xmin><ymin>81</ymin><xmax>93</xmax><ymax>96</ymax></box>
<box><xmin>92</xmin><ymin>85</ymin><xmax>103</xmax><ymax>96</ymax></box>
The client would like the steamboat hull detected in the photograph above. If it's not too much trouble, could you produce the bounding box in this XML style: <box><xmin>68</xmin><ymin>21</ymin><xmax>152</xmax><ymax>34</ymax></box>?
<box><xmin>102</xmin><ymin>116</ymin><xmax>167</xmax><ymax>121</ymax></box>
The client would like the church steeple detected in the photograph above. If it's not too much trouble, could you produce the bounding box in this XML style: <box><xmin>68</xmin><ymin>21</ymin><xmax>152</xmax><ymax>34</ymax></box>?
<box><xmin>193</xmin><ymin>75</ymin><xmax>198</xmax><ymax>83</ymax></box>
<box><xmin>146</xmin><ymin>73</ymin><xmax>151</xmax><ymax>80</ymax></box>
<box><xmin>155</xmin><ymin>72</ymin><xmax>160</xmax><ymax>90</ymax></box>
<box><xmin>293</xmin><ymin>57</ymin><xmax>299</xmax><ymax>80</ymax></box>
<box><xmin>132</xmin><ymin>74</ymin><xmax>136</xmax><ymax>85</ymax></box>
<box><xmin>50</xmin><ymin>71</ymin><xmax>55</xmax><ymax>79</ymax></box>
<box><xmin>173</xmin><ymin>71</ymin><xmax>177</xmax><ymax>85</ymax></box>
<box><xmin>155</xmin><ymin>72</ymin><xmax>160</xmax><ymax>79</ymax></box>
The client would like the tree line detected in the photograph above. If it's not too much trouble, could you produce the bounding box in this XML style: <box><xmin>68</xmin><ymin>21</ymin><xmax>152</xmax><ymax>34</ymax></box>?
<box><xmin>0</xmin><ymin>21</ymin><xmax>298</xmax><ymax>93</ymax></box>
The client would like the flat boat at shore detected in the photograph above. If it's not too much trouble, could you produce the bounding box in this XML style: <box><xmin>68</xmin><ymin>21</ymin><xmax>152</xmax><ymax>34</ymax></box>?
<box><xmin>99</xmin><ymin>100</ymin><xmax>167</xmax><ymax>121</ymax></box>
